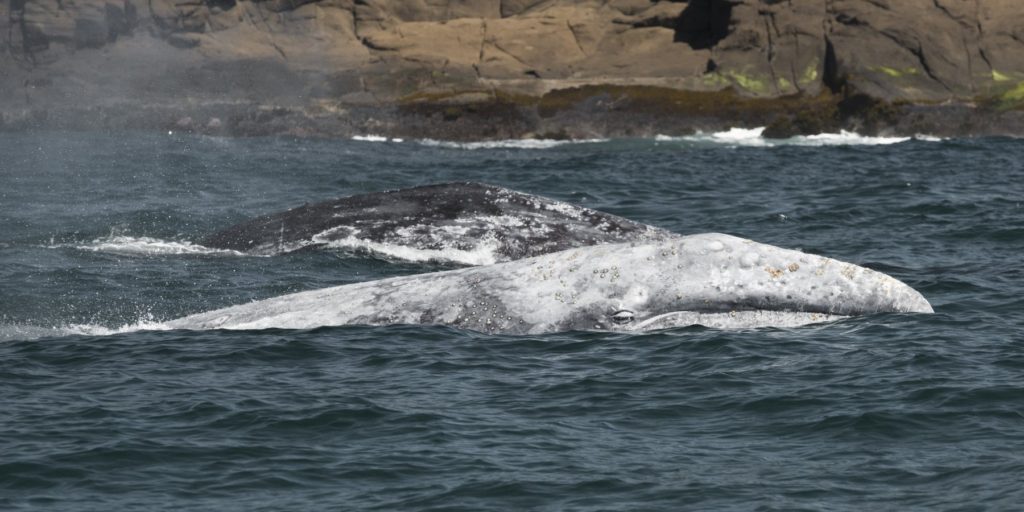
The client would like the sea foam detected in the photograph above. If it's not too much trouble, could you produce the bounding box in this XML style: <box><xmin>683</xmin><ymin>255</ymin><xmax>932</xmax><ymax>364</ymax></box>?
<box><xmin>656</xmin><ymin>127</ymin><xmax>941</xmax><ymax>147</ymax></box>
<box><xmin>0</xmin><ymin>318</ymin><xmax>170</xmax><ymax>342</ymax></box>
<box><xmin>58</xmin><ymin>235</ymin><xmax>245</xmax><ymax>257</ymax></box>
<box><xmin>417</xmin><ymin>138</ymin><xmax>607</xmax><ymax>150</ymax></box>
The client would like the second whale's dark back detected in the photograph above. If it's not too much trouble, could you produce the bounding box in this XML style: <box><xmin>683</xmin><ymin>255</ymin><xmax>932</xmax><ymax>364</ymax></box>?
<box><xmin>202</xmin><ymin>182</ymin><xmax>672</xmax><ymax>262</ymax></box>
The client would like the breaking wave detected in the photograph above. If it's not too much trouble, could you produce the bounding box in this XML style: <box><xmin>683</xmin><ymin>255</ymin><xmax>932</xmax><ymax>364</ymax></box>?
<box><xmin>417</xmin><ymin>138</ymin><xmax>607</xmax><ymax>150</ymax></box>
<box><xmin>351</xmin><ymin>134</ymin><xmax>405</xmax><ymax>143</ymax></box>
<box><xmin>354</xmin><ymin>130</ymin><xmax>938</xmax><ymax>149</ymax></box>
<box><xmin>655</xmin><ymin>127</ymin><xmax>942</xmax><ymax>147</ymax></box>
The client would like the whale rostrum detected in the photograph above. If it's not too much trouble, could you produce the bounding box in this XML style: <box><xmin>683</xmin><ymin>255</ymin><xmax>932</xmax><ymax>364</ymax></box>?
<box><xmin>166</xmin><ymin>233</ymin><xmax>933</xmax><ymax>334</ymax></box>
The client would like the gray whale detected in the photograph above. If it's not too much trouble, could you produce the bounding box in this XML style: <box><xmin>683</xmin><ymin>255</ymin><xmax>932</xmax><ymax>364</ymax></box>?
<box><xmin>202</xmin><ymin>182</ymin><xmax>672</xmax><ymax>263</ymax></box>
<box><xmin>166</xmin><ymin>233</ymin><xmax>933</xmax><ymax>334</ymax></box>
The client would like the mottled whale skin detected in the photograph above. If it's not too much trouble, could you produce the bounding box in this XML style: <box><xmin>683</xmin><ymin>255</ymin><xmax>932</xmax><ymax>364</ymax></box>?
<box><xmin>166</xmin><ymin>233</ymin><xmax>933</xmax><ymax>334</ymax></box>
<box><xmin>201</xmin><ymin>182</ymin><xmax>671</xmax><ymax>263</ymax></box>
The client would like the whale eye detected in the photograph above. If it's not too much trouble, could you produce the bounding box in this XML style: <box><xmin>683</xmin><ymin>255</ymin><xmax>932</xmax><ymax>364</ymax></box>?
<box><xmin>610</xmin><ymin>310</ymin><xmax>635</xmax><ymax>325</ymax></box>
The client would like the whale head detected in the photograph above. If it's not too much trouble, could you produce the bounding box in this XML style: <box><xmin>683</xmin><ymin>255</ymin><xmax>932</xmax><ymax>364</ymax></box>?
<box><xmin>497</xmin><ymin>233</ymin><xmax>933</xmax><ymax>333</ymax></box>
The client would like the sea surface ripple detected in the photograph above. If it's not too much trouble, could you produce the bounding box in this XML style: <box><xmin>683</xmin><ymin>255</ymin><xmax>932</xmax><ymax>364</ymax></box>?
<box><xmin>1</xmin><ymin>131</ymin><xmax>1022</xmax><ymax>510</ymax></box>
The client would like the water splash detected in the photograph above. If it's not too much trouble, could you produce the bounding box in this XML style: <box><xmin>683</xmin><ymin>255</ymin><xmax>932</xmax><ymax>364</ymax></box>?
<box><xmin>656</xmin><ymin>127</ymin><xmax>942</xmax><ymax>147</ymax></box>
<box><xmin>352</xmin><ymin>134</ymin><xmax>404</xmax><ymax>143</ymax></box>
<box><xmin>0</xmin><ymin>317</ymin><xmax>170</xmax><ymax>342</ymax></box>
<box><xmin>55</xmin><ymin>235</ymin><xmax>245</xmax><ymax>256</ymax></box>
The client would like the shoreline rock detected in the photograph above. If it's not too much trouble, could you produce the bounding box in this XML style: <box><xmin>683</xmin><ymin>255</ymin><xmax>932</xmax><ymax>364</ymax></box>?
<box><xmin>1</xmin><ymin>1</ymin><xmax>1022</xmax><ymax>140</ymax></box>
<box><xmin>2</xmin><ymin>88</ymin><xmax>1022</xmax><ymax>141</ymax></box>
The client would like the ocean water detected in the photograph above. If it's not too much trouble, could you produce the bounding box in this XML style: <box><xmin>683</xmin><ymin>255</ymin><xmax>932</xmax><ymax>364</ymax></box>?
<box><xmin>1</xmin><ymin>130</ymin><xmax>1022</xmax><ymax>510</ymax></box>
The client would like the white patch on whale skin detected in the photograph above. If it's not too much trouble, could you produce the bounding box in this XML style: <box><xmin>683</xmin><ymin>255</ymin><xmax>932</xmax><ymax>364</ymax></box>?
<box><xmin>632</xmin><ymin>310</ymin><xmax>851</xmax><ymax>331</ymax></box>
<box><xmin>540</xmin><ymin>200</ymin><xmax>586</xmax><ymax>220</ymax></box>
<box><xmin>310</xmin><ymin>217</ymin><xmax>539</xmax><ymax>266</ymax></box>
<box><xmin>468</xmin><ymin>215</ymin><xmax>529</xmax><ymax>229</ymax></box>
<box><xmin>163</xmin><ymin>233</ymin><xmax>933</xmax><ymax>335</ymax></box>
<box><xmin>740</xmin><ymin>252</ymin><xmax>761</xmax><ymax>268</ymax></box>
<box><xmin>308</xmin><ymin>211</ymin><xmax>625</xmax><ymax>265</ymax></box>
<box><xmin>319</xmin><ymin>234</ymin><xmax>502</xmax><ymax>266</ymax></box>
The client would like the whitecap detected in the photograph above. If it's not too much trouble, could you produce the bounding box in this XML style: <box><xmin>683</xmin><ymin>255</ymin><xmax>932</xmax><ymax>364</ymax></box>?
<box><xmin>655</xmin><ymin>128</ymin><xmax>941</xmax><ymax>147</ymax></box>
<box><xmin>708</xmin><ymin>127</ymin><xmax>772</xmax><ymax>145</ymax></box>
<box><xmin>417</xmin><ymin>138</ymin><xmax>607</xmax><ymax>150</ymax></box>
<box><xmin>351</xmin><ymin>134</ymin><xmax>390</xmax><ymax>142</ymax></box>
<box><xmin>655</xmin><ymin>128</ymin><xmax>769</xmax><ymax>147</ymax></box>
<box><xmin>792</xmin><ymin>130</ymin><xmax>910</xmax><ymax>146</ymax></box>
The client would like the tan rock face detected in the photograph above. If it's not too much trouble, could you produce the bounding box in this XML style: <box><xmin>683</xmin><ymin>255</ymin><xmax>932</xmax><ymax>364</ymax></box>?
<box><xmin>826</xmin><ymin>0</ymin><xmax>1024</xmax><ymax>100</ymax></box>
<box><xmin>704</xmin><ymin>1</ymin><xmax>827</xmax><ymax>97</ymax></box>
<box><xmin>2</xmin><ymin>0</ymin><xmax>1023</xmax><ymax>109</ymax></box>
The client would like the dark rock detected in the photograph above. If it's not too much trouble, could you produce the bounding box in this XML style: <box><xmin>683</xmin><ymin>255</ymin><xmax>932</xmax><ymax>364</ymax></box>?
<box><xmin>838</xmin><ymin>94</ymin><xmax>901</xmax><ymax>135</ymax></box>
<box><xmin>764</xmin><ymin>104</ymin><xmax>841</xmax><ymax>138</ymax></box>
<box><xmin>762</xmin><ymin>117</ymin><xmax>797</xmax><ymax>139</ymax></box>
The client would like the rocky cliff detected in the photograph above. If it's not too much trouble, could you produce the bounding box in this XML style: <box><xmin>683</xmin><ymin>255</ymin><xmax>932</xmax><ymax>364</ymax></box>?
<box><xmin>2</xmin><ymin>0</ymin><xmax>1023</xmax><ymax>138</ymax></box>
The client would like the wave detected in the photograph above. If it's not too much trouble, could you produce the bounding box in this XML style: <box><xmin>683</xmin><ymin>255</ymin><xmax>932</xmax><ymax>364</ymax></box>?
<box><xmin>53</xmin><ymin>235</ymin><xmax>245</xmax><ymax>257</ymax></box>
<box><xmin>351</xmin><ymin>134</ymin><xmax>405</xmax><ymax>143</ymax></box>
<box><xmin>417</xmin><ymin>138</ymin><xmax>607</xmax><ymax>150</ymax></box>
<box><xmin>351</xmin><ymin>130</ymin><xmax>941</xmax><ymax>149</ymax></box>
<box><xmin>797</xmin><ymin>130</ymin><xmax>914</xmax><ymax>145</ymax></box>
<box><xmin>359</xmin><ymin>130</ymin><xmax>940</xmax><ymax>149</ymax></box>
<box><xmin>656</xmin><ymin>127</ymin><xmax>942</xmax><ymax>147</ymax></box>
<box><xmin>656</xmin><ymin>127</ymin><xmax>772</xmax><ymax>146</ymax></box>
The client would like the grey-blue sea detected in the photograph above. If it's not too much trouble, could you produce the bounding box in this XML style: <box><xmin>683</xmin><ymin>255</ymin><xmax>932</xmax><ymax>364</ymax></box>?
<box><xmin>1</xmin><ymin>131</ymin><xmax>1022</xmax><ymax>511</ymax></box>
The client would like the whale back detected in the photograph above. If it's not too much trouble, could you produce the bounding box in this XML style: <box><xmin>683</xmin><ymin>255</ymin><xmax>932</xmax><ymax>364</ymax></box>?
<box><xmin>201</xmin><ymin>182</ymin><xmax>672</xmax><ymax>263</ymax></box>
